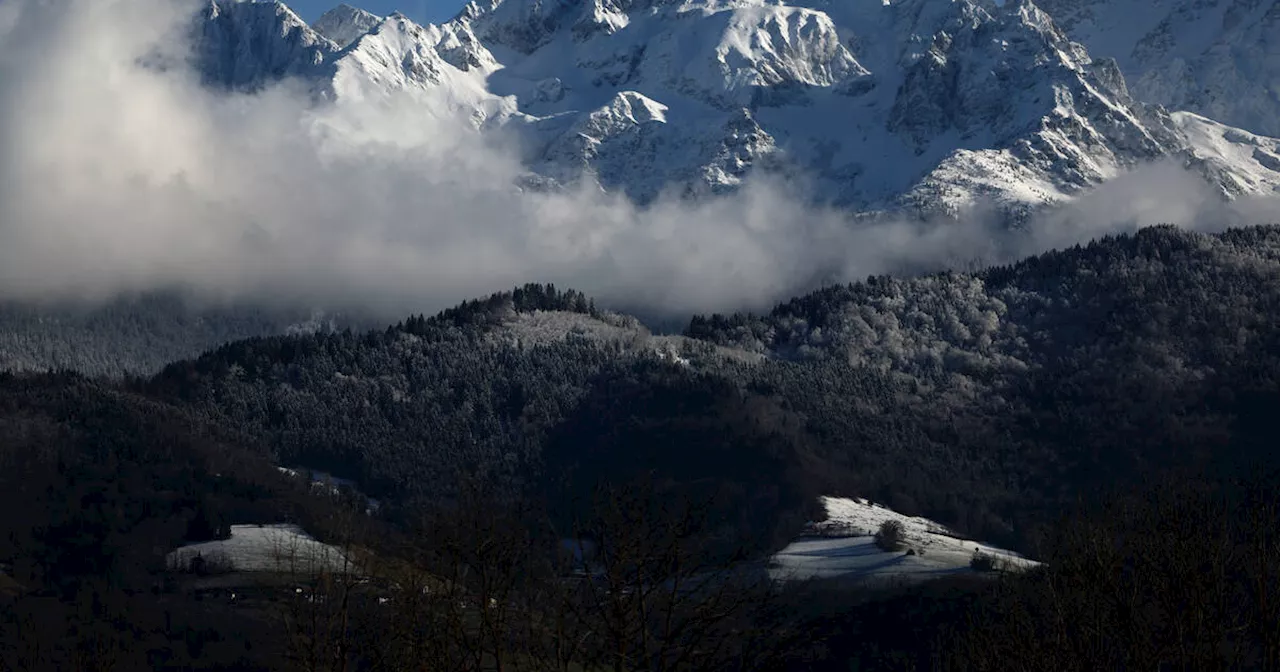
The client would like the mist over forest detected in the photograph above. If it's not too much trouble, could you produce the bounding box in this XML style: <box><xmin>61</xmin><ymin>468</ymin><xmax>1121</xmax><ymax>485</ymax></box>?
<box><xmin>0</xmin><ymin>0</ymin><xmax>1276</xmax><ymax>322</ymax></box>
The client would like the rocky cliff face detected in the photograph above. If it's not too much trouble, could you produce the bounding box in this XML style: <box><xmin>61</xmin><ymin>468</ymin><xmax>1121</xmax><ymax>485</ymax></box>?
<box><xmin>196</xmin><ymin>1</ymin><xmax>336</xmax><ymax>91</ymax></box>
<box><xmin>1039</xmin><ymin>0</ymin><xmax>1280</xmax><ymax>138</ymax></box>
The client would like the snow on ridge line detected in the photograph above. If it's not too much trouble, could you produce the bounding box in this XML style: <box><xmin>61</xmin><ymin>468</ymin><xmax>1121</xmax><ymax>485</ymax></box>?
<box><xmin>312</xmin><ymin>3</ymin><xmax>385</xmax><ymax>49</ymax></box>
<box><xmin>813</xmin><ymin>495</ymin><xmax>958</xmax><ymax>538</ymax></box>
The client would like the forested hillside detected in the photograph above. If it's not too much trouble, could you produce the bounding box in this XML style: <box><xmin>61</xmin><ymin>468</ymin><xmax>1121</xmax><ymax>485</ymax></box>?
<box><xmin>141</xmin><ymin>226</ymin><xmax>1280</xmax><ymax>551</ymax></box>
<box><xmin>0</xmin><ymin>371</ymin><xmax>367</xmax><ymax>669</ymax></box>
<box><xmin>4</xmin><ymin>227</ymin><xmax>1280</xmax><ymax>669</ymax></box>
<box><xmin>141</xmin><ymin>284</ymin><xmax>819</xmax><ymax>549</ymax></box>
<box><xmin>686</xmin><ymin>225</ymin><xmax>1280</xmax><ymax>539</ymax></box>
<box><xmin>0</xmin><ymin>292</ymin><xmax>356</xmax><ymax>377</ymax></box>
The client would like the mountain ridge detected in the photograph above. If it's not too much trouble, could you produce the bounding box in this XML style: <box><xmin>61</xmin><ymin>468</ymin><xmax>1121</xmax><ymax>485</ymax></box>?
<box><xmin>189</xmin><ymin>0</ymin><xmax>1280</xmax><ymax>218</ymax></box>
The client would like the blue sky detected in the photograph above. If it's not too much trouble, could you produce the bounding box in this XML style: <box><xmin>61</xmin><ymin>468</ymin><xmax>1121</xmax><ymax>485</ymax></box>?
<box><xmin>288</xmin><ymin>0</ymin><xmax>467</xmax><ymax>25</ymax></box>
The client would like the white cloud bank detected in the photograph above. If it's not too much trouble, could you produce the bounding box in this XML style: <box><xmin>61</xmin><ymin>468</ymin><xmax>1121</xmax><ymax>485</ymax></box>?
<box><xmin>0</xmin><ymin>0</ymin><xmax>1275</xmax><ymax>320</ymax></box>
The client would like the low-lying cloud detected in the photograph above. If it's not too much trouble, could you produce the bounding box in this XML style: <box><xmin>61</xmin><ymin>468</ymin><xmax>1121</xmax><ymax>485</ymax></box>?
<box><xmin>0</xmin><ymin>0</ymin><xmax>1275</xmax><ymax>321</ymax></box>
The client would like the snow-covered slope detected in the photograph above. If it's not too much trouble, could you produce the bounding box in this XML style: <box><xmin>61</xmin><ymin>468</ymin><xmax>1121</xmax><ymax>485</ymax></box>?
<box><xmin>322</xmin><ymin>11</ymin><xmax>509</xmax><ymax>120</ymax></box>
<box><xmin>769</xmin><ymin>496</ymin><xmax>1040</xmax><ymax>586</ymax></box>
<box><xmin>1038</xmin><ymin>0</ymin><xmax>1280</xmax><ymax>138</ymax></box>
<box><xmin>1176</xmin><ymin>112</ymin><xmax>1280</xmax><ymax>197</ymax></box>
<box><xmin>189</xmin><ymin>0</ymin><xmax>1280</xmax><ymax>216</ymax></box>
<box><xmin>167</xmin><ymin>524</ymin><xmax>353</xmax><ymax>574</ymax></box>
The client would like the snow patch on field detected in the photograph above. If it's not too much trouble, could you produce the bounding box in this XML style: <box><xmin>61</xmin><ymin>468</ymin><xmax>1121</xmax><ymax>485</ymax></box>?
<box><xmin>279</xmin><ymin>465</ymin><xmax>383</xmax><ymax>514</ymax></box>
<box><xmin>769</xmin><ymin>496</ymin><xmax>1039</xmax><ymax>586</ymax></box>
<box><xmin>168</xmin><ymin>524</ymin><xmax>353</xmax><ymax>574</ymax></box>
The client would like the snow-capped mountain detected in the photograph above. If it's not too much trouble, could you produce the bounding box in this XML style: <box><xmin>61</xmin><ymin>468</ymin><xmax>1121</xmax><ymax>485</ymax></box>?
<box><xmin>1038</xmin><ymin>0</ymin><xmax>1280</xmax><ymax>139</ymax></box>
<box><xmin>190</xmin><ymin>0</ymin><xmax>1280</xmax><ymax>217</ymax></box>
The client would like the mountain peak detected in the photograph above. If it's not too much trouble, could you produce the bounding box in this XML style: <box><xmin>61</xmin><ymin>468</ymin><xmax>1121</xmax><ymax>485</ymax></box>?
<box><xmin>197</xmin><ymin>1</ymin><xmax>336</xmax><ymax>91</ymax></box>
<box><xmin>313</xmin><ymin>3</ymin><xmax>385</xmax><ymax>48</ymax></box>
